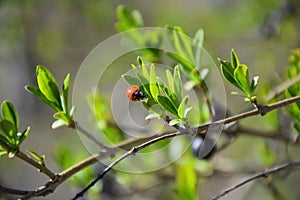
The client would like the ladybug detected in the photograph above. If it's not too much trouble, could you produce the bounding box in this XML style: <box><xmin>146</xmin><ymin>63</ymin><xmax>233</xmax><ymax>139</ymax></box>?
<box><xmin>126</xmin><ymin>85</ymin><xmax>146</xmax><ymax>101</ymax></box>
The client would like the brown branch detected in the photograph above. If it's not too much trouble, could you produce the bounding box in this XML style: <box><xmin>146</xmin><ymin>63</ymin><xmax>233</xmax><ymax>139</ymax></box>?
<box><xmin>71</xmin><ymin>131</ymin><xmax>184</xmax><ymax>200</ymax></box>
<box><xmin>13</xmin><ymin>95</ymin><xmax>300</xmax><ymax>199</ymax></box>
<box><xmin>211</xmin><ymin>161</ymin><xmax>300</xmax><ymax>200</ymax></box>
<box><xmin>0</xmin><ymin>140</ymin><xmax>56</xmax><ymax>180</ymax></box>
<box><xmin>265</xmin><ymin>73</ymin><xmax>300</xmax><ymax>102</ymax></box>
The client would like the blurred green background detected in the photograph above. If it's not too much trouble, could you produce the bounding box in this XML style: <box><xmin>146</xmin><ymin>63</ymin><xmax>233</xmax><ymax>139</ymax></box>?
<box><xmin>0</xmin><ymin>0</ymin><xmax>299</xmax><ymax>199</ymax></box>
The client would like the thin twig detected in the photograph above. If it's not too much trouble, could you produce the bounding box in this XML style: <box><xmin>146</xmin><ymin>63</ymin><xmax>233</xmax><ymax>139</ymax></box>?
<box><xmin>0</xmin><ymin>184</ymin><xmax>32</xmax><ymax>195</ymax></box>
<box><xmin>71</xmin><ymin>131</ymin><xmax>184</xmax><ymax>199</ymax></box>
<box><xmin>0</xmin><ymin>140</ymin><xmax>56</xmax><ymax>180</ymax></box>
<box><xmin>14</xmin><ymin>95</ymin><xmax>300</xmax><ymax>199</ymax></box>
<box><xmin>265</xmin><ymin>73</ymin><xmax>300</xmax><ymax>102</ymax></box>
<box><xmin>211</xmin><ymin>161</ymin><xmax>300</xmax><ymax>200</ymax></box>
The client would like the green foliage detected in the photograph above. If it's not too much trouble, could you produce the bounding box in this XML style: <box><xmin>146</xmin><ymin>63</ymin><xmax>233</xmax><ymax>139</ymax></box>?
<box><xmin>115</xmin><ymin>5</ymin><xmax>162</xmax><ymax>62</ymax></box>
<box><xmin>256</xmin><ymin>140</ymin><xmax>276</xmax><ymax>167</ymax></box>
<box><xmin>0</xmin><ymin>101</ymin><xmax>30</xmax><ymax>158</ymax></box>
<box><xmin>219</xmin><ymin>49</ymin><xmax>259</xmax><ymax>102</ymax></box>
<box><xmin>87</xmin><ymin>92</ymin><xmax>125</xmax><ymax>144</ymax></box>
<box><xmin>27</xmin><ymin>150</ymin><xmax>45</xmax><ymax>166</ymax></box>
<box><xmin>25</xmin><ymin>66</ymin><xmax>74</xmax><ymax>129</ymax></box>
<box><xmin>166</xmin><ymin>26</ymin><xmax>207</xmax><ymax>90</ymax></box>
<box><xmin>285</xmin><ymin>49</ymin><xmax>300</xmax><ymax>134</ymax></box>
<box><xmin>175</xmin><ymin>156</ymin><xmax>198</xmax><ymax>200</ymax></box>
<box><xmin>122</xmin><ymin>57</ymin><xmax>191</xmax><ymax>125</ymax></box>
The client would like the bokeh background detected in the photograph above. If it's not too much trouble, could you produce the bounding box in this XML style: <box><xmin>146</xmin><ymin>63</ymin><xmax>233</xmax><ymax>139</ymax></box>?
<box><xmin>0</xmin><ymin>0</ymin><xmax>299</xmax><ymax>199</ymax></box>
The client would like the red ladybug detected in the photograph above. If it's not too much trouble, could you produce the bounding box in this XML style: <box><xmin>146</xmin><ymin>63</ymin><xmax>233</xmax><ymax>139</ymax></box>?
<box><xmin>126</xmin><ymin>85</ymin><xmax>146</xmax><ymax>101</ymax></box>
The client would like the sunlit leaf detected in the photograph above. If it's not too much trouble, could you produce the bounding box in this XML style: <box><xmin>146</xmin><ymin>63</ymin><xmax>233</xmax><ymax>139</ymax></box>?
<box><xmin>150</xmin><ymin>64</ymin><xmax>159</xmax><ymax>100</ymax></box>
<box><xmin>173</xmin><ymin>65</ymin><xmax>183</xmax><ymax>102</ymax></box>
<box><xmin>36</xmin><ymin>66</ymin><xmax>61</xmax><ymax>108</ymax></box>
<box><xmin>231</xmin><ymin>49</ymin><xmax>240</xmax><ymax>69</ymax></box>
<box><xmin>178</xmin><ymin>96</ymin><xmax>189</xmax><ymax>119</ymax></box>
<box><xmin>157</xmin><ymin>95</ymin><xmax>178</xmax><ymax>117</ymax></box>
<box><xmin>1</xmin><ymin>101</ymin><xmax>18</xmax><ymax>130</ymax></box>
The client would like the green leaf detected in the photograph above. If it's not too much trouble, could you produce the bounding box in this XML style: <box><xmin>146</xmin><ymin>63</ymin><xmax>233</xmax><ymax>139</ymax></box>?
<box><xmin>231</xmin><ymin>49</ymin><xmax>240</xmax><ymax>69</ymax></box>
<box><xmin>250</xmin><ymin>76</ymin><xmax>259</xmax><ymax>93</ymax></box>
<box><xmin>166</xmin><ymin>51</ymin><xmax>194</xmax><ymax>71</ymax></box>
<box><xmin>219</xmin><ymin>59</ymin><xmax>242</xmax><ymax>91</ymax></box>
<box><xmin>62</xmin><ymin>73</ymin><xmax>70</xmax><ymax>113</ymax></box>
<box><xmin>166</xmin><ymin>70</ymin><xmax>174</xmax><ymax>93</ymax></box>
<box><xmin>173</xmin><ymin>65</ymin><xmax>183</xmax><ymax>102</ymax></box>
<box><xmin>122</xmin><ymin>74</ymin><xmax>140</xmax><ymax>86</ymax></box>
<box><xmin>25</xmin><ymin>86</ymin><xmax>59</xmax><ymax>111</ymax></box>
<box><xmin>53</xmin><ymin>112</ymin><xmax>69</xmax><ymax>121</ymax></box>
<box><xmin>1</xmin><ymin>101</ymin><xmax>18</xmax><ymax>130</ymax></box>
<box><xmin>27</xmin><ymin>150</ymin><xmax>45</xmax><ymax>165</ymax></box>
<box><xmin>138</xmin><ymin>56</ymin><xmax>149</xmax><ymax>79</ymax></box>
<box><xmin>150</xmin><ymin>64</ymin><xmax>159</xmax><ymax>100</ymax></box>
<box><xmin>0</xmin><ymin>119</ymin><xmax>16</xmax><ymax>138</ymax></box>
<box><xmin>157</xmin><ymin>95</ymin><xmax>178</xmax><ymax>117</ymax></box>
<box><xmin>17</xmin><ymin>127</ymin><xmax>30</xmax><ymax>145</ymax></box>
<box><xmin>178</xmin><ymin>96</ymin><xmax>189</xmax><ymax>119</ymax></box>
<box><xmin>176</xmin><ymin>158</ymin><xmax>198</xmax><ymax>200</ymax></box>
<box><xmin>234</xmin><ymin>64</ymin><xmax>251</xmax><ymax>95</ymax></box>
<box><xmin>0</xmin><ymin>134</ymin><xmax>11</xmax><ymax>147</ymax></box>
<box><xmin>36</xmin><ymin>66</ymin><xmax>61</xmax><ymax>109</ymax></box>
<box><xmin>193</xmin><ymin>29</ymin><xmax>204</xmax><ymax>68</ymax></box>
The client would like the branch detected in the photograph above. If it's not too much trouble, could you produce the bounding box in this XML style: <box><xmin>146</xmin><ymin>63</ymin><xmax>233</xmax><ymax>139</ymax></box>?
<box><xmin>265</xmin><ymin>73</ymin><xmax>300</xmax><ymax>102</ymax></box>
<box><xmin>0</xmin><ymin>140</ymin><xmax>56</xmax><ymax>180</ymax></box>
<box><xmin>0</xmin><ymin>184</ymin><xmax>32</xmax><ymax>196</ymax></box>
<box><xmin>15</xmin><ymin>95</ymin><xmax>300</xmax><ymax>199</ymax></box>
<box><xmin>211</xmin><ymin>161</ymin><xmax>300</xmax><ymax>200</ymax></box>
<box><xmin>72</xmin><ymin>131</ymin><xmax>184</xmax><ymax>200</ymax></box>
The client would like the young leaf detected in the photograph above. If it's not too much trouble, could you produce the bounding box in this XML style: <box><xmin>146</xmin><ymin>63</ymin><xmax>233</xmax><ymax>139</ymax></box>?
<box><xmin>17</xmin><ymin>127</ymin><xmax>30</xmax><ymax>145</ymax></box>
<box><xmin>27</xmin><ymin>150</ymin><xmax>45</xmax><ymax>165</ymax></box>
<box><xmin>157</xmin><ymin>95</ymin><xmax>178</xmax><ymax>117</ymax></box>
<box><xmin>0</xmin><ymin>119</ymin><xmax>16</xmax><ymax>138</ymax></box>
<box><xmin>0</xmin><ymin>134</ymin><xmax>11</xmax><ymax>147</ymax></box>
<box><xmin>1</xmin><ymin>101</ymin><xmax>18</xmax><ymax>130</ymax></box>
<box><xmin>178</xmin><ymin>96</ymin><xmax>189</xmax><ymax>119</ymax></box>
<box><xmin>25</xmin><ymin>85</ymin><xmax>60</xmax><ymax>111</ymax></box>
<box><xmin>138</xmin><ymin>56</ymin><xmax>149</xmax><ymax>79</ymax></box>
<box><xmin>234</xmin><ymin>64</ymin><xmax>251</xmax><ymax>95</ymax></box>
<box><xmin>219</xmin><ymin>59</ymin><xmax>242</xmax><ymax>91</ymax></box>
<box><xmin>231</xmin><ymin>49</ymin><xmax>240</xmax><ymax>69</ymax></box>
<box><xmin>62</xmin><ymin>73</ymin><xmax>70</xmax><ymax>113</ymax></box>
<box><xmin>36</xmin><ymin>66</ymin><xmax>61</xmax><ymax>109</ymax></box>
<box><xmin>122</xmin><ymin>74</ymin><xmax>140</xmax><ymax>86</ymax></box>
<box><xmin>193</xmin><ymin>29</ymin><xmax>204</xmax><ymax>68</ymax></box>
<box><xmin>166</xmin><ymin>70</ymin><xmax>174</xmax><ymax>93</ymax></box>
<box><xmin>173</xmin><ymin>65</ymin><xmax>183</xmax><ymax>102</ymax></box>
<box><xmin>166</xmin><ymin>51</ymin><xmax>194</xmax><ymax>71</ymax></box>
<box><xmin>150</xmin><ymin>64</ymin><xmax>159</xmax><ymax>100</ymax></box>
<box><xmin>250</xmin><ymin>76</ymin><xmax>259</xmax><ymax>93</ymax></box>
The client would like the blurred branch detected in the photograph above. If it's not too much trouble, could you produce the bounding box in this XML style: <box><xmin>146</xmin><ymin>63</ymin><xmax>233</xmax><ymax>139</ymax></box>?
<box><xmin>265</xmin><ymin>73</ymin><xmax>300</xmax><ymax>102</ymax></box>
<box><xmin>71</xmin><ymin>131</ymin><xmax>183</xmax><ymax>200</ymax></box>
<box><xmin>6</xmin><ymin>95</ymin><xmax>300</xmax><ymax>199</ymax></box>
<box><xmin>212</xmin><ymin>161</ymin><xmax>300</xmax><ymax>200</ymax></box>
<box><xmin>0</xmin><ymin>184</ymin><xmax>31</xmax><ymax>196</ymax></box>
<box><xmin>232</xmin><ymin>126</ymin><xmax>298</xmax><ymax>142</ymax></box>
